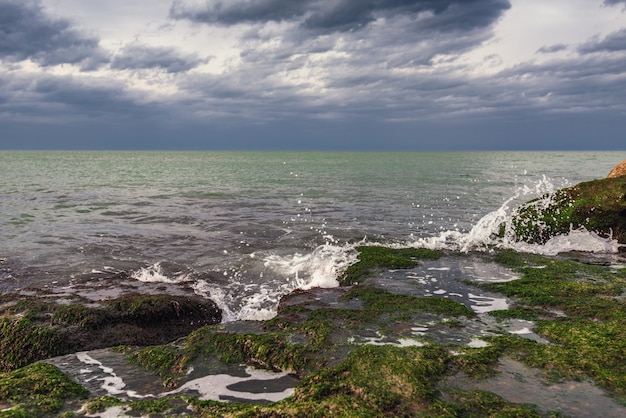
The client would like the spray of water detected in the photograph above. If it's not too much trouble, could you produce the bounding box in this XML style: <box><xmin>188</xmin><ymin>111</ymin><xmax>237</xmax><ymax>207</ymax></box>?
<box><xmin>410</xmin><ymin>175</ymin><xmax>620</xmax><ymax>255</ymax></box>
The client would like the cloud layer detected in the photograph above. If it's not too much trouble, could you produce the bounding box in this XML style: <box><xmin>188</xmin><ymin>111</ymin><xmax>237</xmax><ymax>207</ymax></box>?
<box><xmin>169</xmin><ymin>0</ymin><xmax>511</xmax><ymax>33</ymax></box>
<box><xmin>0</xmin><ymin>0</ymin><xmax>107</xmax><ymax>69</ymax></box>
<box><xmin>1</xmin><ymin>0</ymin><xmax>625</xmax><ymax>149</ymax></box>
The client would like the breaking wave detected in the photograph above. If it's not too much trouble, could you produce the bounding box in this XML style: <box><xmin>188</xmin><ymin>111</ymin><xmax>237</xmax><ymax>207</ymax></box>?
<box><xmin>409</xmin><ymin>175</ymin><xmax>621</xmax><ymax>256</ymax></box>
<box><xmin>128</xmin><ymin>176</ymin><xmax>620</xmax><ymax>323</ymax></box>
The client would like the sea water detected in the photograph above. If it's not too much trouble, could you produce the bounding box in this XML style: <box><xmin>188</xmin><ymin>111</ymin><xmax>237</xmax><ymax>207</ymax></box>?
<box><xmin>1</xmin><ymin>151</ymin><xmax>624</xmax><ymax>321</ymax></box>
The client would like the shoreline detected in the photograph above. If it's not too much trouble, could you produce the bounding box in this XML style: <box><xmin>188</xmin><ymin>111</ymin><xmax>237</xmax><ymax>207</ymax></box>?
<box><xmin>1</xmin><ymin>247</ymin><xmax>625</xmax><ymax>417</ymax></box>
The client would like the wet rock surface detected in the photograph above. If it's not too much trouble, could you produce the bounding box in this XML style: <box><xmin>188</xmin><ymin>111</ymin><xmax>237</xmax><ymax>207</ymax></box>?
<box><xmin>0</xmin><ymin>283</ymin><xmax>222</xmax><ymax>372</ymax></box>
<box><xmin>1</xmin><ymin>250</ymin><xmax>625</xmax><ymax>417</ymax></box>
<box><xmin>445</xmin><ymin>357</ymin><xmax>626</xmax><ymax>418</ymax></box>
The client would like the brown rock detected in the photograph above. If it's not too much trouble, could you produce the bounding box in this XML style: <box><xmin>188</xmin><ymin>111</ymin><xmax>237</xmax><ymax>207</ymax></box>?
<box><xmin>607</xmin><ymin>159</ymin><xmax>626</xmax><ymax>178</ymax></box>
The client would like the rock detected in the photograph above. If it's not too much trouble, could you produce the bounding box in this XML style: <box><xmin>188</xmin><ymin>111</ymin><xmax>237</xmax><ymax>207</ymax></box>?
<box><xmin>0</xmin><ymin>292</ymin><xmax>222</xmax><ymax>372</ymax></box>
<box><xmin>510</xmin><ymin>176</ymin><xmax>626</xmax><ymax>244</ymax></box>
<box><xmin>608</xmin><ymin>160</ymin><xmax>626</xmax><ymax>178</ymax></box>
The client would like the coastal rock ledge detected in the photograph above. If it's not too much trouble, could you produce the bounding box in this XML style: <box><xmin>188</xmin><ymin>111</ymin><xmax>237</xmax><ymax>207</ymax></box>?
<box><xmin>510</xmin><ymin>171</ymin><xmax>626</xmax><ymax>246</ymax></box>
<box><xmin>0</xmin><ymin>292</ymin><xmax>222</xmax><ymax>372</ymax></box>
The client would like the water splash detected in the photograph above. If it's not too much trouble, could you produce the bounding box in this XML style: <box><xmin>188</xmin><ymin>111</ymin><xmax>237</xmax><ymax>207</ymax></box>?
<box><xmin>131</xmin><ymin>262</ymin><xmax>192</xmax><ymax>283</ymax></box>
<box><xmin>128</xmin><ymin>243</ymin><xmax>359</xmax><ymax>322</ymax></box>
<box><xmin>410</xmin><ymin>176</ymin><xmax>620</xmax><ymax>256</ymax></box>
<box><xmin>262</xmin><ymin>243</ymin><xmax>358</xmax><ymax>290</ymax></box>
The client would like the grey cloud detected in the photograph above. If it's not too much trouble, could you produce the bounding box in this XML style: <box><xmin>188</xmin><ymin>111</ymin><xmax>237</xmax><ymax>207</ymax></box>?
<box><xmin>0</xmin><ymin>70</ymin><xmax>154</xmax><ymax>125</ymax></box>
<box><xmin>494</xmin><ymin>52</ymin><xmax>626</xmax><ymax>117</ymax></box>
<box><xmin>111</xmin><ymin>44</ymin><xmax>207</xmax><ymax>73</ymax></box>
<box><xmin>603</xmin><ymin>0</ymin><xmax>626</xmax><ymax>6</ymax></box>
<box><xmin>578</xmin><ymin>28</ymin><xmax>626</xmax><ymax>54</ymax></box>
<box><xmin>169</xmin><ymin>0</ymin><xmax>309</xmax><ymax>25</ymax></box>
<box><xmin>0</xmin><ymin>0</ymin><xmax>108</xmax><ymax>69</ymax></box>
<box><xmin>34</xmin><ymin>78</ymin><xmax>126</xmax><ymax>111</ymax></box>
<box><xmin>537</xmin><ymin>44</ymin><xmax>568</xmax><ymax>54</ymax></box>
<box><xmin>170</xmin><ymin>0</ymin><xmax>511</xmax><ymax>34</ymax></box>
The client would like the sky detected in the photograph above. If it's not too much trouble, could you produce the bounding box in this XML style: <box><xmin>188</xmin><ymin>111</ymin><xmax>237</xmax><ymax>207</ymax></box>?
<box><xmin>1</xmin><ymin>0</ymin><xmax>626</xmax><ymax>150</ymax></box>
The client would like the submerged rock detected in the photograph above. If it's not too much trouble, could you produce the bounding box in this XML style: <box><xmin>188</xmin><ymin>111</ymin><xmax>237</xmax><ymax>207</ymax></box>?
<box><xmin>510</xmin><ymin>175</ymin><xmax>626</xmax><ymax>245</ymax></box>
<box><xmin>607</xmin><ymin>159</ymin><xmax>626</xmax><ymax>178</ymax></box>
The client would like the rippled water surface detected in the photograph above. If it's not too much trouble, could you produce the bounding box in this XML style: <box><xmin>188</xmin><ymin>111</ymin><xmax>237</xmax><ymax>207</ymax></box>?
<box><xmin>1</xmin><ymin>151</ymin><xmax>624</xmax><ymax>320</ymax></box>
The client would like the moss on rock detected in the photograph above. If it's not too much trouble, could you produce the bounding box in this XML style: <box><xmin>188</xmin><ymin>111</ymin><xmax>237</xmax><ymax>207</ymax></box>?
<box><xmin>0</xmin><ymin>293</ymin><xmax>222</xmax><ymax>373</ymax></box>
<box><xmin>0</xmin><ymin>362</ymin><xmax>88</xmax><ymax>416</ymax></box>
<box><xmin>340</xmin><ymin>246</ymin><xmax>442</xmax><ymax>285</ymax></box>
<box><xmin>0</xmin><ymin>318</ymin><xmax>67</xmax><ymax>372</ymax></box>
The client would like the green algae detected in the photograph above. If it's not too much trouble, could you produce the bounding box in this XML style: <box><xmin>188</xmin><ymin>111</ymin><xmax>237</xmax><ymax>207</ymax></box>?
<box><xmin>340</xmin><ymin>246</ymin><xmax>442</xmax><ymax>285</ymax></box>
<box><xmin>442</xmin><ymin>389</ymin><xmax>543</xmax><ymax>418</ymax></box>
<box><xmin>0</xmin><ymin>318</ymin><xmax>67</xmax><ymax>372</ymax></box>
<box><xmin>183</xmin><ymin>344</ymin><xmax>548</xmax><ymax>417</ymax></box>
<box><xmin>0</xmin><ymin>362</ymin><xmax>88</xmax><ymax>417</ymax></box>
<box><xmin>342</xmin><ymin>285</ymin><xmax>475</xmax><ymax>318</ymax></box>
<box><xmin>183</xmin><ymin>345</ymin><xmax>540</xmax><ymax>417</ymax></box>
<box><xmin>3</xmin><ymin>247</ymin><xmax>625</xmax><ymax>416</ymax></box>
<box><xmin>126</xmin><ymin>284</ymin><xmax>476</xmax><ymax>389</ymax></box>
<box><xmin>81</xmin><ymin>395</ymin><xmax>124</xmax><ymax>414</ymax></box>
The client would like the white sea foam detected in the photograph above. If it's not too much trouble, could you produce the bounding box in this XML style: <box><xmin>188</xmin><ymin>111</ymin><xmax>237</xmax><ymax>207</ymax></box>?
<box><xmin>467</xmin><ymin>338</ymin><xmax>490</xmax><ymax>348</ymax></box>
<box><xmin>131</xmin><ymin>262</ymin><xmax>191</xmax><ymax>283</ymax></box>
<box><xmin>76</xmin><ymin>352</ymin><xmax>147</xmax><ymax>399</ymax></box>
<box><xmin>160</xmin><ymin>366</ymin><xmax>295</xmax><ymax>402</ymax></box>
<box><xmin>184</xmin><ymin>243</ymin><xmax>359</xmax><ymax>322</ymax></box>
<box><xmin>229</xmin><ymin>243</ymin><xmax>358</xmax><ymax>321</ymax></box>
<box><xmin>263</xmin><ymin>243</ymin><xmax>359</xmax><ymax>290</ymax></box>
<box><xmin>468</xmin><ymin>293</ymin><xmax>509</xmax><ymax>314</ymax></box>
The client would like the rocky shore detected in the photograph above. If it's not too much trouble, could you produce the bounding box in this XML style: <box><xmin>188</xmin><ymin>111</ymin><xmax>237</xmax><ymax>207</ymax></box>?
<box><xmin>1</xmin><ymin>168</ymin><xmax>626</xmax><ymax>417</ymax></box>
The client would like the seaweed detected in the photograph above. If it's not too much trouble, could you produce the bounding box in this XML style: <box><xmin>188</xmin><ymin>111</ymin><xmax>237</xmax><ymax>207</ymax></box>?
<box><xmin>339</xmin><ymin>246</ymin><xmax>442</xmax><ymax>285</ymax></box>
<box><xmin>0</xmin><ymin>362</ymin><xmax>88</xmax><ymax>417</ymax></box>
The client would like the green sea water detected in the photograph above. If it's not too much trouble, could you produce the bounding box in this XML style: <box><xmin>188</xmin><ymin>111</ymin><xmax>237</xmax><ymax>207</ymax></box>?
<box><xmin>1</xmin><ymin>150</ymin><xmax>624</xmax><ymax>320</ymax></box>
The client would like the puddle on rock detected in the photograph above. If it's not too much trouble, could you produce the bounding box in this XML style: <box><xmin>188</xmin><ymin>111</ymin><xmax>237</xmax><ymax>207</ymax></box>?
<box><xmin>446</xmin><ymin>357</ymin><xmax>626</xmax><ymax>418</ymax></box>
<box><xmin>348</xmin><ymin>330</ymin><xmax>426</xmax><ymax>347</ymax></box>
<box><xmin>46</xmin><ymin>350</ymin><xmax>165</xmax><ymax>399</ymax></box>
<box><xmin>361</xmin><ymin>256</ymin><xmax>556</xmax><ymax>347</ymax></box>
<box><xmin>370</xmin><ymin>256</ymin><xmax>516</xmax><ymax>315</ymax></box>
<box><xmin>504</xmin><ymin>319</ymin><xmax>550</xmax><ymax>344</ymax></box>
<box><xmin>161</xmin><ymin>366</ymin><xmax>297</xmax><ymax>403</ymax></box>
<box><xmin>46</xmin><ymin>348</ymin><xmax>298</xmax><ymax>404</ymax></box>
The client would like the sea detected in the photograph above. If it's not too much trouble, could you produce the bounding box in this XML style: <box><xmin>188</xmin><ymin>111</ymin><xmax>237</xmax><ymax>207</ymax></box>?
<box><xmin>1</xmin><ymin>151</ymin><xmax>625</xmax><ymax>322</ymax></box>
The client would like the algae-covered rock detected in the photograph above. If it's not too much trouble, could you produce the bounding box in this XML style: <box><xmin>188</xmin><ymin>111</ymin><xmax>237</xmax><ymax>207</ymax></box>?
<box><xmin>0</xmin><ymin>362</ymin><xmax>89</xmax><ymax>416</ymax></box>
<box><xmin>510</xmin><ymin>176</ymin><xmax>626</xmax><ymax>245</ymax></box>
<box><xmin>0</xmin><ymin>292</ymin><xmax>222</xmax><ymax>372</ymax></box>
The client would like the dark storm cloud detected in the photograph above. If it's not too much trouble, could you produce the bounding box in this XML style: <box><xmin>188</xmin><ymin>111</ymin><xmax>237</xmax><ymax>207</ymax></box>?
<box><xmin>170</xmin><ymin>0</ymin><xmax>511</xmax><ymax>34</ymax></box>
<box><xmin>0</xmin><ymin>70</ymin><xmax>159</xmax><ymax>126</ymax></box>
<box><xmin>169</xmin><ymin>0</ymin><xmax>308</xmax><ymax>25</ymax></box>
<box><xmin>111</xmin><ymin>44</ymin><xmax>208</xmax><ymax>73</ymax></box>
<box><xmin>578</xmin><ymin>28</ymin><xmax>626</xmax><ymax>54</ymax></box>
<box><xmin>0</xmin><ymin>0</ymin><xmax>108</xmax><ymax>69</ymax></box>
<box><xmin>34</xmin><ymin>78</ymin><xmax>129</xmax><ymax>112</ymax></box>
